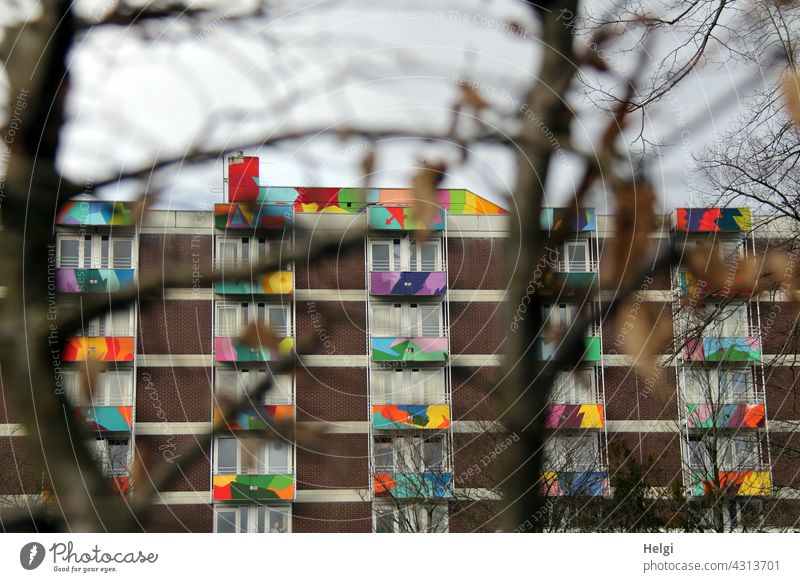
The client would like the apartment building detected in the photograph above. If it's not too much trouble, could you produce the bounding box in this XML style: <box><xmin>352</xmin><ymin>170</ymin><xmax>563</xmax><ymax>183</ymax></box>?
<box><xmin>2</xmin><ymin>156</ymin><xmax>799</xmax><ymax>532</ymax></box>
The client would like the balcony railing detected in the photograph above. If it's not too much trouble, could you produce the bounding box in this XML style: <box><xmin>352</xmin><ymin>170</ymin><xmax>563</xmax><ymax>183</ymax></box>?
<box><xmin>371</xmin><ymin>404</ymin><xmax>451</xmax><ymax>430</ymax></box>
<box><xmin>373</xmin><ymin>471</ymin><xmax>453</xmax><ymax>499</ymax></box>
<box><xmin>685</xmin><ymin>403</ymin><xmax>765</xmax><ymax>429</ymax></box>
<box><xmin>541</xmin><ymin>470</ymin><xmax>609</xmax><ymax>497</ymax></box>
<box><xmin>370</xmin><ymin>259</ymin><xmax>448</xmax><ymax>272</ymax></box>
<box><xmin>684</xmin><ymin>337</ymin><xmax>761</xmax><ymax>362</ymax></box>
<box><xmin>544</xmin><ymin>404</ymin><xmax>605</xmax><ymax>429</ymax></box>
<box><xmin>689</xmin><ymin>470</ymin><xmax>771</xmax><ymax>497</ymax></box>
<box><xmin>369</xmin><ymin>271</ymin><xmax>447</xmax><ymax>296</ymax></box>
<box><xmin>213</xmin><ymin>473</ymin><xmax>295</xmax><ymax>501</ymax></box>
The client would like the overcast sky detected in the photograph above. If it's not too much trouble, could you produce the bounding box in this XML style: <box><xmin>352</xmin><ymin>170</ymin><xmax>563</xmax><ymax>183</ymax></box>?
<box><xmin>1</xmin><ymin>0</ymin><xmax>776</xmax><ymax>213</ymax></box>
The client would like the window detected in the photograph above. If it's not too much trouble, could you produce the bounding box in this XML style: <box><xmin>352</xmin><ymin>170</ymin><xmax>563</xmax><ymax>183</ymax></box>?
<box><xmin>373</xmin><ymin>435</ymin><xmax>447</xmax><ymax>473</ymax></box>
<box><xmin>215</xmin><ymin>370</ymin><xmax>293</xmax><ymax>405</ymax></box>
<box><xmin>369</xmin><ymin>237</ymin><xmax>441</xmax><ymax>272</ymax></box>
<box><xmin>371</xmin><ymin>368</ymin><xmax>446</xmax><ymax>404</ymax></box>
<box><xmin>214</xmin><ymin>436</ymin><xmax>293</xmax><ymax>474</ymax></box>
<box><xmin>686</xmin><ymin>435</ymin><xmax>760</xmax><ymax>472</ymax></box>
<box><xmin>683</xmin><ymin>368</ymin><xmax>753</xmax><ymax>404</ymax></box>
<box><xmin>215</xmin><ymin>302</ymin><xmax>291</xmax><ymax>337</ymax></box>
<box><xmin>542</xmin><ymin>304</ymin><xmax>582</xmax><ymax>331</ymax></box>
<box><xmin>551</xmin><ymin>370</ymin><xmax>595</xmax><ymax>403</ymax></box>
<box><xmin>63</xmin><ymin>369</ymin><xmax>133</xmax><ymax>406</ymax></box>
<box><xmin>543</xmin><ymin>436</ymin><xmax>599</xmax><ymax>472</ymax></box>
<box><xmin>79</xmin><ymin>307</ymin><xmax>135</xmax><ymax>336</ymax></box>
<box><xmin>90</xmin><ymin>437</ymin><xmax>130</xmax><ymax>477</ymax></box>
<box><xmin>687</xmin><ymin>304</ymin><xmax>749</xmax><ymax>337</ymax></box>
<box><xmin>374</xmin><ymin>503</ymin><xmax>448</xmax><ymax>533</ymax></box>
<box><xmin>214</xmin><ymin>505</ymin><xmax>290</xmax><ymax>533</ymax></box>
<box><xmin>370</xmin><ymin>303</ymin><xmax>443</xmax><ymax>337</ymax></box>
<box><xmin>562</xmin><ymin>240</ymin><xmax>590</xmax><ymax>272</ymax></box>
<box><xmin>216</xmin><ymin>237</ymin><xmax>278</xmax><ymax>268</ymax></box>
<box><xmin>57</xmin><ymin>234</ymin><xmax>134</xmax><ymax>269</ymax></box>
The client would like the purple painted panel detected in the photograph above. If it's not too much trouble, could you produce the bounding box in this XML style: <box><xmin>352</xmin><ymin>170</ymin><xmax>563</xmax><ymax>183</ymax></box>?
<box><xmin>370</xmin><ymin>271</ymin><xmax>447</xmax><ymax>296</ymax></box>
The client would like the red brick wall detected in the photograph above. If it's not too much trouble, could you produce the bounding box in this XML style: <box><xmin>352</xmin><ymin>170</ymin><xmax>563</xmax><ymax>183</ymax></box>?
<box><xmin>138</xmin><ymin>300</ymin><xmax>212</xmax><ymax>355</ymax></box>
<box><xmin>296</xmin><ymin>242</ymin><xmax>365</xmax><ymax>289</ymax></box>
<box><xmin>0</xmin><ymin>437</ymin><xmax>41</xmax><ymax>494</ymax></box>
<box><xmin>604</xmin><ymin>366</ymin><xmax>677</xmax><ymax>421</ymax></box>
<box><xmin>295</xmin><ymin>301</ymin><xmax>366</xmax><ymax>355</ymax></box>
<box><xmin>449</xmin><ymin>302</ymin><xmax>502</xmax><ymax>355</ymax></box>
<box><xmin>608</xmin><ymin>432</ymin><xmax>682</xmax><ymax>487</ymax></box>
<box><xmin>451</xmin><ymin>366</ymin><xmax>500</xmax><ymax>421</ymax></box>
<box><xmin>139</xmin><ymin>234</ymin><xmax>212</xmax><ymax>288</ymax></box>
<box><xmin>136</xmin><ymin>367</ymin><xmax>211</xmax><ymax>423</ymax></box>
<box><xmin>135</xmin><ymin>435</ymin><xmax>210</xmax><ymax>492</ymax></box>
<box><xmin>296</xmin><ymin>368</ymin><xmax>367</xmax><ymax>422</ymax></box>
<box><xmin>292</xmin><ymin>502</ymin><xmax>372</xmax><ymax>532</ymax></box>
<box><xmin>447</xmin><ymin>238</ymin><xmax>506</xmax><ymax>290</ymax></box>
<box><xmin>770</xmin><ymin>432</ymin><xmax>800</xmax><ymax>487</ymax></box>
<box><xmin>759</xmin><ymin>302</ymin><xmax>800</xmax><ymax>355</ymax></box>
<box><xmin>141</xmin><ymin>504</ymin><xmax>212</xmax><ymax>532</ymax></box>
<box><xmin>296</xmin><ymin>433</ymin><xmax>368</xmax><ymax>490</ymax></box>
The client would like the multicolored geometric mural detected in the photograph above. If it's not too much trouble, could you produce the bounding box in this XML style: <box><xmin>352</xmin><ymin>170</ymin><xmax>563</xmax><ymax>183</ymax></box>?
<box><xmin>369</xmin><ymin>271</ymin><xmax>447</xmax><ymax>296</ymax></box>
<box><xmin>77</xmin><ymin>406</ymin><xmax>133</xmax><ymax>432</ymax></box>
<box><xmin>56</xmin><ymin>268</ymin><xmax>135</xmax><ymax>293</ymax></box>
<box><xmin>56</xmin><ymin>201</ymin><xmax>134</xmax><ymax>226</ymax></box>
<box><xmin>214</xmin><ymin>337</ymin><xmax>294</xmax><ymax>362</ymax></box>
<box><xmin>373</xmin><ymin>472</ymin><xmax>453</xmax><ymax>498</ymax></box>
<box><xmin>545</xmin><ymin>404</ymin><xmax>605</xmax><ymax>429</ymax></box>
<box><xmin>62</xmin><ymin>337</ymin><xmax>134</xmax><ymax>362</ymax></box>
<box><xmin>214</xmin><ymin>271</ymin><xmax>293</xmax><ymax>294</ymax></box>
<box><xmin>371</xmin><ymin>337</ymin><xmax>448</xmax><ymax>362</ymax></box>
<box><xmin>213</xmin><ymin>474</ymin><xmax>295</xmax><ymax>501</ymax></box>
<box><xmin>684</xmin><ymin>337</ymin><xmax>761</xmax><ymax>362</ymax></box>
<box><xmin>214</xmin><ymin>404</ymin><xmax>294</xmax><ymax>431</ymax></box>
<box><xmin>691</xmin><ymin>471</ymin><xmax>771</xmax><ymax>496</ymax></box>
<box><xmin>537</xmin><ymin>337</ymin><xmax>601</xmax><ymax>362</ymax></box>
<box><xmin>214</xmin><ymin>203</ymin><xmax>293</xmax><ymax>230</ymax></box>
<box><xmin>541</xmin><ymin>208</ymin><xmax>597</xmax><ymax>232</ymax></box>
<box><xmin>674</xmin><ymin>208</ymin><xmax>752</xmax><ymax>232</ymax></box>
<box><xmin>542</xmin><ymin>471</ymin><xmax>609</xmax><ymax>497</ymax></box>
<box><xmin>368</xmin><ymin>206</ymin><xmax>445</xmax><ymax>231</ymax></box>
<box><xmin>110</xmin><ymin>476</ymin><xmax>131</xmax><ymax>497</ymax></box>
<box><xmin>372</xmin><ymin>405</ymin><xmax>451</xmax><ymax>430</ymax></box>
<box><xmin>686</xmin><ymin>403</ymin><xmax>765</xmax><ymax>429</ymax></box>
<box><xmin>228</xmin><ymin>156</ymin><xmax>260</xmax><ymax>202</ymax></box>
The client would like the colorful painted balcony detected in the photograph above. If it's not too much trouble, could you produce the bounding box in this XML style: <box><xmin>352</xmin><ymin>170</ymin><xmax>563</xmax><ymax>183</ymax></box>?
<box><xmin>214</xmin><ymin>337</ymin><xmax>294</xmax><ymax>362</ymax></box>
<box><xmin>673</xmin><ymin>208</ymin><xmax>751</xmax><ymax>232</ymax></box>
<box><xmin>369</xmin><ymin>205</ymin><xmax>445</xmax><ymax>231</ymax></box>
<box><xmin>542</xmin><ymin>471</ymin><xmax>609</xmax><ymax>497</ymax></box>
<box><xmin>541</xmin><ymin>207</ymin><xmax>596</xmax><ymax>232</ymax></box>
<box><xmin>691</xmin><ymin>471</ymin><xmax>771</xmax><ymax>497</ymax></box>
<box><xmin>214</xmin><ymin>404</ymin><xmax>294</xmax><ymax>431</ymax></box>
<box><xmin>56</xmin><ymin>201</ymin><xmax>135</xmax><ymax>226</ymax></box>
<box><xmin>371</xmin><ymin>337</ymin><xmax>448</xmax><ymax>362</ymax></box>
<box><xmin>535</xmin><ymin>336</ymin><xmax>601</xmax><ymax>363</ymax></box>
<box><xmin>76</xmin><ymin>406</ymin><xmax>133</xmax><ymax>432</ymax></box>
<box><xmin>686</xmin><ymin>403</ymin><xmax>765</xmax><ymax>429</ymax></box>
<box><xmin>56</xmin><ymin>268</ymin><xmax>135</xmax><ymax>293</ymax></box>
<box><xmin>372</xmin><ymin>404</ymin><xmax>451</xmax><ymax>430</ymax></box>
<box><xmin>684</xmin><ymin>337</ymin><xmax>761</xmax><ymax>362</ymax></box>
<box><xmin>373</xmin><ymin>472</ymin><xmax>453</xmax><ymax>499</ymax></box>
<box><xmin>213</xmin><ymin>473</ymin><xmax>295</xmax><ymax>501</ymax></box>
<box><xmin>213</xmin><ymin>270</ymin><xmax>293</xmax><ymax>295</ymax></box>
<box><xmin>369</xmin><ymin>271</ymin><xmax>447</xmax><ymax>296</ymax></box>
<box><xmin>62</xmin><ymin>337</ymin><xmax>134</xmax><ymax>362</ymax></box>
<box><xmin>110</xmin><ymin>476</ymin><xmax>131</xmax><ymax>497</ymax></box>
<box><xmin>544</xmin><ymin>404</ymin><xmax>605</xmax><ymax>429</ymax></box>
<box><xmin>214</xmin><ymin>203</ymin><xmax>293</xmax><ymax>230</ymax></box>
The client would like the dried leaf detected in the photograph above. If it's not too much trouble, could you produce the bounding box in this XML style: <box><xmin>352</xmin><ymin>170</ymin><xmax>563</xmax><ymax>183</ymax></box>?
<box><xmin>456</xmin><ymin>79</ymin><xmax>489</xmax><ymax>113</ymax></box>
<box><xmin>617</xmin><ymin>302</ymin><xmax>672</xmax><ymax>378</ymax></box>
<box><xmin>238</xmin><ymin>321</ymin><xmax>281</xmax><ymax>352</ymax></box>
<box><xmin>78</xmin><ymin>360</ymin><xmax>104</xmax><ymax>404</ymax></box>
<box><xmin>685</xmin><ymin>244</ymin><xmax>729</xmax><ymax>291</ymax></box>
<box><xmin>762</xmin><ymin>251</ymin><xmax>798</xmax><ymax>298</ymax></box>
<box><xmin>411</xmin><ymin>161</ymin><xmax>446</xmax><ymax>238</ymax></box>
<box><xmin>606</xmin><ymin>182</ymin><xmax>657</xmax><ymax>287</ymax></box>
<box><xmin>131</xmin><ymin>442</ymin><xmax>149</xmax><ymax>489</ymax></box>
<box><xmin>783</xmin><ymin>70</ymin><xmax>800</xmax><ymax>126</ymax></box>
<box><xmin>241</xmin><ymin>435</ymin><xmax>261</xmax><ymax>472</ymax></box>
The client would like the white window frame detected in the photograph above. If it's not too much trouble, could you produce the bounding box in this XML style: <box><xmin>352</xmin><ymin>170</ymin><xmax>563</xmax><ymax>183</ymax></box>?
<box><xmin>90</xmin><ymin>437</ymin><xmax>131</xmax><ymax>477</ymax></box>
<box><xmin>561</xmin><ymin>239</ymin><xmax>590</xmax><ymax>272</ymax></box>
<box><xmin>214</xmin><ymin>505</ymin><xmax>291</xmax><ymax>533</ymax></box>
<box><xmin>371</xmin><ymin>368</ymin><xmax>446</xmax><ymax>405</ymax></box>
<box><xmin>81</xmin><ymin>306</ymin><xmax>135</xmax><ymax>336</ymax></box>
<box><xmin>214</xmin><ymin>301</ymin><xmax>292</xmax><ymax>337</ymax></box>
<box><xmin>369</xmin><ymin>237</ymin><xmax>442</xmax><ymax>272</ymax></box>
<box><xmin>63</xmin><ymin>369</ymin><xmax>133</xmax><ymax>406</ymax></box>
<box><xmin>373</xmin><ymin>435</ymin><xmax>448</xmax><ymax>473</ymax></box>
<box><xmin>682</xmin><ymin>367</ymin><xmax>754</xmax><ymax>404</ymax></box>
<box><xmin>551</xmin><ymin>369</ymin><xmax>596</xmax><ymax>404</ymax></box>
<box><xmin>686</xmin><ymin>434</ymin><xmax>761</xmax><ymax>473</ymax></box>
<box><xmin>370</xmin><ymin>303</ymin><xmax>443</xmax><ymax>337</ymax></box>
<box><xmin>215</xmin><ymin>236</ymin><xmax>280</xmax><ymax>269</ymax></box>
<box><xmin>56</xmin><ymin>234</ymin><xmax>135</xmax><ymax>269</ymax></box>
<box><xmin>213</xmin><ymin>436</ymin><xmax>293</xmax><ymax>475</ymax></box>
<box><xmin>215</xmin><ymin>369</ymin><xmax>293</xmax><ymax>405</ymax></box>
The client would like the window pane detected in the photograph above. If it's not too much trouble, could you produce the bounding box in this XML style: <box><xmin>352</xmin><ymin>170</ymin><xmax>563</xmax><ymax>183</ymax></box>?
<box><xmin>372</xmin><ymin>243</ymin><xmax>390</xmax><ymax>271</ymax></box>
<box><xmin>269</xmin><ymin>508</ymin><xmax>289</xmax><ymax>533</ymax></box>
<box><xmin>392</xmin><ymin>240</ymin><xmax>401</xmax><ymax>271</ymax></box>
<box><xmin>418</xmin><ymin>306</ymin><xmax>440</xmax><ymax>337</ymax></box>
<box><xmin>103</xmin><ymin>371</ymin><xmax>130</xmax><ymax>405</ymax></box>
<box><xmin>421</xmin><ymin>243</ymin><xmax>438</xmax><ymax>271</ymax></box>
<box><xmin>239</xmin><ymin>506</ymin><xmax>248</xmax><ymax>533</ymax></box>
<box><xmin>216</xmin><ymin>510</ymin><xmax>236</xmax><ymax>533</ymax></box>
<box><xmin>216</xmin><ymin>438</ymin><xmax>238</xmax><ymax>473</ymax></box>
<box><xmin>423</xmin><ymin>438</ymin><xmax>444</xmax><ymax>469</ymax></box>
<box><xmin>216</xmin><ymin>306</ymin><xmax>240</xmax><ymax>336</ymax></box>
<box><xmin>101</xmin><ymin>237</ymin><xmax>110</xmax><ymax>268</ymax></box>
<box><xmin>269</xmin><ymin>307</ymin><xmax>288</xmax><ymax>335</ymax></box>
<box><xmin>257</xmin><ymin>506</ymin><xmax>266</xmax><ymax>533</ymax></box>
<box><xmin>59</xmin><ymin>239</ymin><xmax>80</xmax><ymax>268</ymax></box>
<box><xmin>422</xmin><ymin>370</ymin><xmax>445</xmax><ymax>403</ymax></box>
<box><xmin>268</xmin><ymin>440</ymin><xmax>289</xmax><ymax>473</ymax></box>
<box><xmin>107</xmin><ymin>441</ymin><xmax>129</xmax><ymax>476</ymax></box>
<box><xmin>375</xmin><ymin>507</ymin><xmax>394</xmax><ymax>533</ymax></box>
<box><xmin>374</xmin><ymin>442</ymin><xmax>394</xmax><ymax>471</ymax></box>
<box><xmin>567</xmin><ymin>243</ymin><xmax>587</xmax><ymax>271</ymax></box>
<box><xmin>219</xmin><ymin>241</ymin><xmax>238</xmax><ymax>265</ymax></box>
